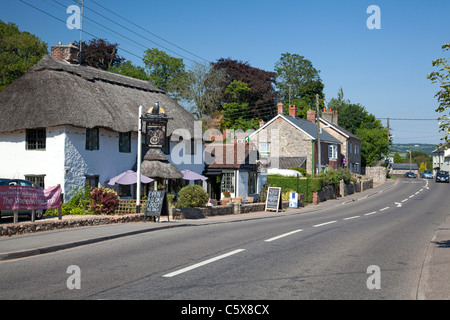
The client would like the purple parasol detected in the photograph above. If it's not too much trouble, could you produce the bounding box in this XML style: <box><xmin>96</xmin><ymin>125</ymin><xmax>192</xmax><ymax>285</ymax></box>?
<box><xmin>108</xmin><ymin>170</ymin><xmax>154</xmax><ymax>185</ymax></box>
<box><xmin>181</xmin><ymin>169</ymin><xmax>208</xmax><ymax>181</ymax></box>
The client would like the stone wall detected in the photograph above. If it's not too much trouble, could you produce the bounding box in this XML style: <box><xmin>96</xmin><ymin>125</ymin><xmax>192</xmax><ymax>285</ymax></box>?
<box><xmin>364</xmin><ymin>166</ymin><xmax>387</xmax><ymax>184</ymax></box>
<box><xmin>171</xmin><ymin>201</ymin><xmax>291</xmax><ymax>220</ymax></box>
<box><xmin>1</xmin><ymin>214</ymin><xmax>146</xmax><ymax>237</ymax></box>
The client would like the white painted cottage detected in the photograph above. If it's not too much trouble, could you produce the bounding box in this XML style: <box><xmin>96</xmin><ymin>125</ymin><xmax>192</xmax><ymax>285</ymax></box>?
<box><xmin>0</xmin><ymin>43</ymin><xmax>205</xmax><ymax>201</ymax></box>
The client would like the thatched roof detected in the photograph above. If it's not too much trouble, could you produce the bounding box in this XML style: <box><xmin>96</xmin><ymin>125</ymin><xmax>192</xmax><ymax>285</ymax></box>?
<box><xmin>139</xmin><ymin>149</ymin><xmax>183</xmax><ymax>179</ymax></box>
<box><xmin>0</xmin><ymin>55</ymin><xmax>196</xmax><ymax>135</ymax></box>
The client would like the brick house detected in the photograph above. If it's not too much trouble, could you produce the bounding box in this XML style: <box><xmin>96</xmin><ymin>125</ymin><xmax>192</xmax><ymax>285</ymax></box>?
<box><xmin>249</xmin><ymin>103</ymin><xmax>342</xmax><ymax>175</ymax></box>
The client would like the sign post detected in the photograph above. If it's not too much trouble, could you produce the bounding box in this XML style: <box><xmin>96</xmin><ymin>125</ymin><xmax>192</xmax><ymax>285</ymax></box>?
<box><xmin>144</xmin><ymin>190</ymin><xmax>169</xmax><ymax>222</ymax></box>
<box><xmin>265</xmin><ymin>187</ymin><xmax>282</xmax><ymax>212</ymax></box>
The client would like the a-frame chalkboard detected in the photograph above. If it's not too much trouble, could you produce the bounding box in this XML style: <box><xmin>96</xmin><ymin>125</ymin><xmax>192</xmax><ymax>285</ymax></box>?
<box><xmin>145</xmin><ymin>190</ymin><xmax>169</xmax><ymax>222</ymax></box>
<box><xmin>265</xmin><ymin>187</ymin><xmax>282</xmax><ymax>212</ymax></box>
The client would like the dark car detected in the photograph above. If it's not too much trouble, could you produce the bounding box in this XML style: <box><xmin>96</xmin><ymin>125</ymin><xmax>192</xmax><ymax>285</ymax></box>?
<box><xmin>435</xmin><ymin>170</ymin><xmax>449</xmax><ymax>183</ymax></box>
<box><xmin>404</xmin><ymin>172</ymin><xmax>416</xmax><ymax>178</ymax></box>
<box><xmin>0</xmin><ymin>179</ymin><xmax>46</xmax><ymax>220</ymax></box>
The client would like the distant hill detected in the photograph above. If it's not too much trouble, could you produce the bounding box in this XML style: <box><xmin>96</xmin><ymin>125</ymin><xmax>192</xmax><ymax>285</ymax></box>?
<box><xmin>390</xmin><ymin>144</ymin><xmax>437</xmax><ymax>156</ymax></box>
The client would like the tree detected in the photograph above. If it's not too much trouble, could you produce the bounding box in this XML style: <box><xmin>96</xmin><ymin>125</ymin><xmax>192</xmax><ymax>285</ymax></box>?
<box><xmin>74</xmin><ymin>39</ymin><xmax>124</xmax><ymax>70</ymax></box>
<box><xmin>393</xmin><ymin>152</ymin><xmax>403</xmax><ymax>164</ymax></box>
<box><xmin>327</xmin><ymin>88</ymin><xmax>391</xmax><ymax>166</ymax></box>
<box><xmin>221</xmin><ymin>80</ymin><xmax>261</xmax><ymax>130</ymax></box>
<box><xmin>142</xmin><ymin>48</ymin><xmax>189</xmax><ymax>100</ymax></box>
<box><xmin>183</xmin><ymin>61</ymin><xmax>226</xmax><ymax>119</ymax></box>
<box><xmin>427</xmin><ymin>42</ymin><xmax>450</xmax><ymax>145</ymax></box>
<box><xmin>213</xmin><ymin>58</ymin><xmax>278</xmax><ymax>121</ymax></box>
<box><xmin>356</xmin><ymin>127</ymin><xmax>390</xmax><ymax>167</ymax></box>
<box><xmin>0</xmin><ymin>20</ymin><xmax>48</xmax><ymax>91</ymax></box>
<box><xmin>108</xmin><ymin>60</ymin><xmax>150</xmax><ymax>81</ymax></box>
<box><xmin>274</xmin><ymin>52</ymin><xmax>324</xmax><ymax>116</ymax></box>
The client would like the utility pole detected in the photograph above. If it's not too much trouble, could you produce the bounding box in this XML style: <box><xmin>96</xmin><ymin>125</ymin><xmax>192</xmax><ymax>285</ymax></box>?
<box><xmin>78</xmin><ymin>0</ymin><xmax>84</xmax><ymax>64</ymax></box>
<box><xmin>315</xmin><ymin>94</ymin><xmax>321</xmax><ymax>174</ymax></box>
<box><xmin>409</xmin><ymin>145</ymin><xmax>412</xmax><ymax>172</ymax></box>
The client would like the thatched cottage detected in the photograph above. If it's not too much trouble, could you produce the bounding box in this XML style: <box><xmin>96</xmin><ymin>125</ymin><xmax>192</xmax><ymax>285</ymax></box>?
<box><xmin>0</xmin><ymin>43</ymin><xmax>204</xmax><ymax>201</ymax></box>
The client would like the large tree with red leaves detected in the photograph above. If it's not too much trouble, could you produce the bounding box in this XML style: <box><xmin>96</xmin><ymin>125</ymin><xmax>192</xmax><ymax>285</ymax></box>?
<box><xmin>212</xmin><ymin>58</ymin><xmax>278</xmax><ymax>122</ymax></box>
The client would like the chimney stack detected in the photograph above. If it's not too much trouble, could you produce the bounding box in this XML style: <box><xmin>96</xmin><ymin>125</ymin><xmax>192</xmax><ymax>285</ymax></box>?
<box><xmin>322</xmin><ymin>108</ymin><xmax>338</xmax><ymax>125</ymax></box>
<box><xmin>277</xmin><ymin>102</ymin><xmax>284</xmax><ymax>114</ymax></box>
<box><xmin>51</xmin><ymin>42</ymin><xmax>79</xmax><ymax>64</ymax></box>
<box><xmin>259</xmin><ymin>120</ymin><xmax>265</xmax><ymax>128</ymax></box>
<box><xmin>306</xmin><ymin>109</ymin><xmax>316</xmax><ymax>122</ymax></box>
<box><xmin>289</xmin><ymin>105</ymin><xmax>297</xmax><ymax>118</ymax></box>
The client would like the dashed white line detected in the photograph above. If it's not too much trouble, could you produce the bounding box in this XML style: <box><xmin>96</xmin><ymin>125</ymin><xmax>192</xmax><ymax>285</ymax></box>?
<box><xmin>380</xmin><ymin>207</ymin><xmax>389</xmax><ymax>211</ymax></box>
<box><xmin>364</xmin><ymin>211</ymin><xmax>377</xmax><ymax>216</ymax></box>
<box><xmin>343</xmin><ymin>216</ymin><xmax>360</xmax><ymax>220</ymax></box>
<box><xmin>401</xmin><ymin>199</ymin><xmax>408</xmax><ymax>203</ymax></box>
<box><xmin>409</xmin><ymin>195</ymin><xmax>415</xmax><ymax>198</ymax></box>
<box><xmin>163</xmin><ymin>249</ymin><xmax>245</xmax><ymax>278</ymax></box>
<box><xmin>313</xmin><ymin>221</ymin><xmax>337</xmax><ymax>227</ymax></box>
<box><xmin>265</xmin><ymin>229</ymin><xmax>303</xmax><ymax>242</ymax></box>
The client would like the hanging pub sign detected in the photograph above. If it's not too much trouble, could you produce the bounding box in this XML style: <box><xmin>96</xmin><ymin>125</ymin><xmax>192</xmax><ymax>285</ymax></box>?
<box><xmin>146</xmin><ymin>124</ymin><xmax>166</xmax><ymax>148</ymax></box>
<box><xmin>142</xmin><ymin>102</ymin><xmax>169</xmax><ymax>149</ymax></box>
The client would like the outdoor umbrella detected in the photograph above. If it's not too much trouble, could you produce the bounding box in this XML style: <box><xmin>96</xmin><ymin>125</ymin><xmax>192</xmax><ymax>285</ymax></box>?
<box><xmin>107</xmin><ymin>170</ymin><xmax>153</xmax><ymax>185</ymax></box>
<box><xmin>181</xmin><ymin>169</ymin><xmax>208</xmax><ymax>181</ymax></box>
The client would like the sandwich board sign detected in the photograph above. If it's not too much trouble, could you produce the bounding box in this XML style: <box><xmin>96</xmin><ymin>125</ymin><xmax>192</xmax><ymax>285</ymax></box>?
<box><xmin>265</xmin><ymin>187</ymin><xmax>282</xmax><ymax>212</ymax></box>
<box><xmin>145</xmin><ymin>190</ymin><xmax>169</xmax><ymax>222</ymax></box>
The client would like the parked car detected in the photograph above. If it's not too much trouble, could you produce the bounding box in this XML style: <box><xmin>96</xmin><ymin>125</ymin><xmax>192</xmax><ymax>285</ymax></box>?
<box><xmin>435</xmin><ymin>170</ymin><xmax>449</xmax><ymax>183</ymax></box>
<box><xmin>0</xmin><ymin>179</ymin><xmax>46</xmax><ymax>220</ymax></box>
<box><xmin>420</xmin><ymin>170</ymin><xmax>433</xmax><ymax>179</ymax></box>
<box><xmin>404</xmin><ymin>172</ymin><xmax>416</xmax><ymax>178</ymax></box>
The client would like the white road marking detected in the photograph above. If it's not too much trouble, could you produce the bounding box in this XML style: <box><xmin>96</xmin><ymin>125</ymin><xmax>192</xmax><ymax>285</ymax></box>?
<box><xmin>401</xmin><ymin>199</ymin><xmax>408</xmax><ymax>203</ymax></box>
<box><xmin>395</xmin><ymin>202</ymin><xmax>402</xmax><ymax>207</ymax></box>
<box><xmin>343</xmin><ymin>216</ymin><xmax>360</xmax><ymax>220</ymax></box>
<box><xmin>409</xmin><ymin>195</ymin><xmax>415</xmax><ymax>198</ymax></box>
<box><xmin>163</xmin><ymin>249</ymin><xmax>245</xmax><ymax>278</ymax></box>
<box><xmin>265</xmin><ymin>229</ymin><xmax>303</xmax><ymax>242</ymax></box>
<box><xmin>364</xmin><ymin>211</ymin><xmax>377</xmax><ymax>216</ymax></box>
<box><xmin>313</xmin><ymin>221</ymin><xmax>337</xmax><ymax>227</ymax></box>
<box><xmin>380</xmin><ymin>207</ymin><xmax>389</xmax><ymax>211</ymax></box>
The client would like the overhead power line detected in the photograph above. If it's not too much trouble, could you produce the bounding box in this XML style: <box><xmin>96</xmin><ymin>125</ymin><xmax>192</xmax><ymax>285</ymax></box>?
<box><xmin>88</xmin><ymin>0</ymin><xmax>210</xmax><ymax>63</ymax></box>
<box><xmin>377</xmin><ymin>118</ymin><xmax>438</xmax><ymax>121</ymax></box>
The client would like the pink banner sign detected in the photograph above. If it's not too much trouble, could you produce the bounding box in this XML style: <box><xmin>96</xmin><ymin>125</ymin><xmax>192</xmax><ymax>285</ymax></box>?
<box><xmin>0</xmin><ymin>185</ymin><xmax>62</xmax><ymax>211</ymax></box>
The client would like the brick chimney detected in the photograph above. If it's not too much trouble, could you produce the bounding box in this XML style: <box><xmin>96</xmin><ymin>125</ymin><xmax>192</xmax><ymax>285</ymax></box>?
<box><xmin>289</xmin><ymin>105</ymin><xmax>297</xmax><ymax>118</ymax></box>
<box><xmin>322</xmin><ymin>108</ymin><xmax>338</xmax><ymax>125</ymax></box>
<box><xmin>306</xmin><ymin>109</ymin><xmax>316</xmax><ymax>122</ymax></box>
<box><xmin>277</xmin><ymin>102</ymin><xmax>284</xmax><ymax>114</ymax></box>
<box><xmin>51</xmin><ymin>42</ymin><xmax>79</xmax><ymax>64</ymax></box>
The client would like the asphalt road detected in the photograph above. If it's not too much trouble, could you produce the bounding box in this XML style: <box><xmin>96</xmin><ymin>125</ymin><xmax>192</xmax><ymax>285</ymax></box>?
<box><xmin>0</xmin><ymin>177</ymin><xmax>448</xmax><ymax>301</ymax></box>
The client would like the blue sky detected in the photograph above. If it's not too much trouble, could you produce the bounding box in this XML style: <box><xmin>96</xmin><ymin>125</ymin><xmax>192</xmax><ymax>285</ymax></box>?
<box><xmin>2</xmin><ymin>0</ymin><xmax>449</xmax><ymax>145</ymax></box>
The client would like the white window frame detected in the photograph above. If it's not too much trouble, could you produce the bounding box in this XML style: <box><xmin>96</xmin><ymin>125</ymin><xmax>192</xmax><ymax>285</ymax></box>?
<box><xmin>328</xmin><ymin>144</ymin><xmax>338</xmax><ymax>161</ymax></box>
<box><xmin>259</xmin><ymin>142</ymin><xmax>270</xmax><ymax>155</ymax></box>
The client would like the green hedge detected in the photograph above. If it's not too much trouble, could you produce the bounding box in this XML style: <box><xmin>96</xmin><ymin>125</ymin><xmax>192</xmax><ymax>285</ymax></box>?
<box><xmin>267</xmin><ymin>175</ymin><xmax>323</xmax><ymax>204</ymax></box>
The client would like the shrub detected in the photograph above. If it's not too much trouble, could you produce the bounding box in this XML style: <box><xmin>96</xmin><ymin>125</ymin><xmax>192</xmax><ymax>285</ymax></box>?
<box><xmin>177</xmin><ymin>185</ymin><xmax>209</xmax><ymax>208</ymax></box>
<box><xmin>89</xmin><ymin>187</ymin><xmax>120</xmax><ymax>215</ymax></box>
<box><xmin>266</xmin><ymin>175</ymin><xmax>323</xmax><ymax>204</ymax></box>
<box><xmin>46</xmin><ymin>186</ymin><xmax>91</xmax><ymax>216</ymax></box>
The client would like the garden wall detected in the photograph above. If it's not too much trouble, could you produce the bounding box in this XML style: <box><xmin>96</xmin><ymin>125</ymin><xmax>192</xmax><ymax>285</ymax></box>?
<box><xmin>171</xmin><ymin>201</ymin><xmax>291</xmax><ymax>220</ymax></box>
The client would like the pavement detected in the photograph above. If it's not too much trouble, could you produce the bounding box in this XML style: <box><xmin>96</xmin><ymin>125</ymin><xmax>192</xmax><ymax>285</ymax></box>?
<box><xmin>0</xmin><ymin>179</ymin><xmax>448</xmax><ymax>300</ymax></box>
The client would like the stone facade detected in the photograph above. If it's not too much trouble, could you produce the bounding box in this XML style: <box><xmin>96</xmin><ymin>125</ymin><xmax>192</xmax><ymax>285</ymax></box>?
<box><xmin>250</xmin><ymin>116</ymin><xmax>314</xmax><ymax>173</ymax></box>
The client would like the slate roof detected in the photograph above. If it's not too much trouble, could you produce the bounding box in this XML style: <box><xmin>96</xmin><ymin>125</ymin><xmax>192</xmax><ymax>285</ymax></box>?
<box><xmin>250</xmin><ymin>114</ymin><xmax>341</xmax><ymax>144</ymax></box>
<box><xmin>392</xmin><ymin>163</ymin><xmax>419</xmax><ymax>170</ymax></box>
